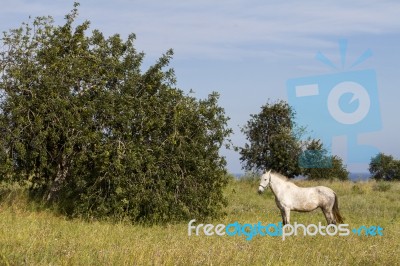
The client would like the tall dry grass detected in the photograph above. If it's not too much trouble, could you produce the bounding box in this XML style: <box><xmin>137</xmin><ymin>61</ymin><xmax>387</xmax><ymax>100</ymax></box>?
<box><xmin>0</xmin><ymin>178</ymin><xmax>399</xmax><ymax>265</ymax></box>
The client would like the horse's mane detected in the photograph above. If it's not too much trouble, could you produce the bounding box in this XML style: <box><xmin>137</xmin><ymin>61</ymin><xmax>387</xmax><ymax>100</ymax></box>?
<box><xmin>271</xmin><ymin>171</ymin><xmax>289</xmax><ymax>181</ymax></box>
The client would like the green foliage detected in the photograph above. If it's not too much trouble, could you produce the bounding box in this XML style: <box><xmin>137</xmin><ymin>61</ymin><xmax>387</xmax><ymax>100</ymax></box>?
<box><xmin>351</xmin><ymin>184</ymin><xmax>365</xmax><ymax>194</ymax></box>
<box><xmin>301</xmin><ymin>139</ymin><xmax>349</xmax><ymax>180</ymax></box>
<box><xmin>0</xmin><ymin>4</ymin><xmax>231</xmax><ymax>223</ymax></box>
<box><xmin>305</xmin><ymin>155</ymin><xmax>349</xmax><ymax>180</ymax></box>
<box><xmin>239</xmin><ymin>100</ymin><xmax>302</xmax><ymax>178</ymax></box>
<box><xmin>369</xmin><ymin>153</ymin><xmax>400</xmax><ymax>181</ymax></box>
<box><xmin>239</xmin><ymin>101</ymin><xmax>349</xmax><ymax>180</ymax></box>
<box><xmin>373</xmin><ymin>181</ymin><xmax>392</xmax><ymax>192</ymax></box>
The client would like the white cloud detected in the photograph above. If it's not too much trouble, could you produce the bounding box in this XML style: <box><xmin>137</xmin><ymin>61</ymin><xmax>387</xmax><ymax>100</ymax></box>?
<box><xmin>83</xmin><ymin>0</ymin><xmax>400</xmax><ymax>59</ymax></box>
<box><xmin>2</xmin><ymin>0</ymin><xmax>400</xmax><ymax>60</ymax></box>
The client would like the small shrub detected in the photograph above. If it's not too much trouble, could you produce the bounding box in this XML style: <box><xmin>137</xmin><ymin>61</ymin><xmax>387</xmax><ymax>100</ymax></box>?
<box><xmin>351</xmin><ymin>184</ymin><xmax>365</xmax><ymax>194</ymax></box>
<box><xmin>373</xmin><ymin>182</ymin><xmax>392</xmax><ymax>192</ymax></box>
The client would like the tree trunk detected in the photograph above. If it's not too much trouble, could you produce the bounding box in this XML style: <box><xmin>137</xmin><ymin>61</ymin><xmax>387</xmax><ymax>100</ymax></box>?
<box><xmin>46</xmin><ymin>154</ymin><xmax>69</xmax><ymax>202</ymax></box>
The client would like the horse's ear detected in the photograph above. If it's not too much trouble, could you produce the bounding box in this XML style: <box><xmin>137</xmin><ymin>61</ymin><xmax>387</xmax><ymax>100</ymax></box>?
<box><xmin>266</xmin><ymin>169</ymin><xmax>271</xmax><ymax>174</ymax></box>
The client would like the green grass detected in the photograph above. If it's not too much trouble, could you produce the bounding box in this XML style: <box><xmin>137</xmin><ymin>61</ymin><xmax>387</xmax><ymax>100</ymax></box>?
<box><xmin>0</xmin><ymin>179</ymin><xmax>399</xmax><ymax>265</ymax></box>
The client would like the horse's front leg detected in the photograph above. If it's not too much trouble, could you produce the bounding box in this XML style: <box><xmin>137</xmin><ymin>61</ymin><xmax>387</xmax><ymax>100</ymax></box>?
<box><xmin>280</xmin><ymin>208</ymin><xmax>290</xmax><ymax>225</ymax></box>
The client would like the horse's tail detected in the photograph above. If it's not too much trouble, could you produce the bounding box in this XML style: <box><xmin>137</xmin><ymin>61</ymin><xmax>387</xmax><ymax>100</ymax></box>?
<box><xmin>333</xmin><ymin>193</ymin><xmax>344</xmax><ymax>224</ymax></box>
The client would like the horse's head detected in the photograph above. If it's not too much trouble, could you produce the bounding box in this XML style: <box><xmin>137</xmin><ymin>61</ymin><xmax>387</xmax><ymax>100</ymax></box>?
<box><xmin>258</xmin><ymin>170</ymin><xmax>271</xmax><ymax>194</ymax></box>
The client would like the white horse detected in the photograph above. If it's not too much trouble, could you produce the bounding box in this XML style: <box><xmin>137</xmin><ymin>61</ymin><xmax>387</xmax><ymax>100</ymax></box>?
<box><xmin>258</xmin><ymin>170</ymin><xmax>343</xmax><ymax>225</ymax></box>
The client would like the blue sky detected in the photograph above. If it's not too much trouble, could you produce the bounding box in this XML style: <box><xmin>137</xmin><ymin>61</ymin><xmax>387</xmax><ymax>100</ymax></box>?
<box><xmin>2</xmin><ymin>0</ymin><xmax>400</xmax><ymax>174</ymax></box>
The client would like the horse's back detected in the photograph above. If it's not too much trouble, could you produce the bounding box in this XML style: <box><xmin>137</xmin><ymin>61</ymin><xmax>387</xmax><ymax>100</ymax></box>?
<box><xmin>294</xmin><ymin>185</ymin><xmax>333</xmax><ymax>196</ymax></box>
<box><xmin>293</xmin><ymin>186</ymin><xmax>335</xmax><ymax>209</ymax></box>
<box><xmin>313</xmin><ymin>186</ymin><xmax>336</xmax><ymax>208</ymax></box>
<box><xmin>315</xmin><ymin>186</ymin><xmax>335</xmax><ymax>196</ymax></box>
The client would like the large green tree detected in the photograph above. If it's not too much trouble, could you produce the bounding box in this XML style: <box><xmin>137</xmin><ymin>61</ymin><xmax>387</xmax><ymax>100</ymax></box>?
<box><xmin>0</xmin><ymin>4</ymin><xmax>231</xmax><ymax>223</ymax></box>
<box><xmin>300</xmin><ymin>139</ymin><xmax>349</xmax><ymax>180</ymax></box>
<box><xmin>369</xmin><ymin>153</ymin><xmax>400</xmax><ymax>180</ymax></box>
<box><xmin>239</xmin><ymin>101</ymin><xmax>349</xmax><ymax>180</ymax></box>
<box><xmin>239</xmin><ymin>100</ymin><xmax>302</xmax><ymax>178</ymax></box>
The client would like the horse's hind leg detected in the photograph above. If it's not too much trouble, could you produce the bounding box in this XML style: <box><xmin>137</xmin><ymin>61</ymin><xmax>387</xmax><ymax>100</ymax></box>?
<box><xmin>322</xmin><ymin>208</ymin><xmax>335</xmax><ymax>224</ymax></box>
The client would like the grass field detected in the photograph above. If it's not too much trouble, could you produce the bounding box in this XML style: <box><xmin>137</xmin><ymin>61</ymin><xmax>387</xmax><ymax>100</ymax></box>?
<box><xmin>0</xmin><ymin>178</ymin><xmax>399</xmax><ymax>265</ymax></box>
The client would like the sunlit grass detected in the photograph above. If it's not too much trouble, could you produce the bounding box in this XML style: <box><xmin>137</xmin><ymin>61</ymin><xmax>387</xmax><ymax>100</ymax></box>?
<box><xmin>0</xmin><ymin>179</ymin><xmax>399</xmax><ymax>265</ymax></box>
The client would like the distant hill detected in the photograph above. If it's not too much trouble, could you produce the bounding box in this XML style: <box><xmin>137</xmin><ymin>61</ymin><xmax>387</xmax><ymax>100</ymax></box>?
<box><xmin>349</xmin><ymin>172</ymin><xmax>372</xmax><ymax>181</ymax></box>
